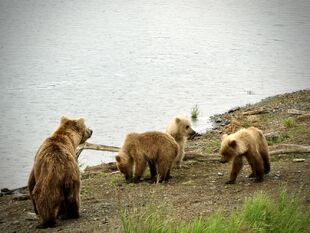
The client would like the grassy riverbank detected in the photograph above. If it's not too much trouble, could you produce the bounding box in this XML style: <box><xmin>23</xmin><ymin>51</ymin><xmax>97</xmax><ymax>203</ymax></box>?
<box><xmin>0</xmin><ymin>90</ymin><xmax>309</xmax><ymax>233</ymax></box>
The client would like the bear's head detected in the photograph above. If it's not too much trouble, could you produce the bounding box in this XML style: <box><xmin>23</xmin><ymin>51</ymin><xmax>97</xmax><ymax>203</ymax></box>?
<box><xmin>60</xmin><ymin>116</ymin><xmax>93</xmax><ymax>144</ymax></box>
<box><xmin>174</xmin><ymin>117</ymin><xmax>196</xmax><ymax>139</ymax></box>
<box><xmin>115</xmin><ymin>152</ymin><xmax>133</xmax><ymax>180</ymax></box>
<box><xmin>219</xmin><ymin>134</ymin><xmax>246</xmax><ymax>163</ymax></box>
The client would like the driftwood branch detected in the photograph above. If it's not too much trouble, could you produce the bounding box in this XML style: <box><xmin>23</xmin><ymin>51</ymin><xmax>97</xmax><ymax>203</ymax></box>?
<box><xmin>76</xmin><ymin>142</ymin><xmax>310</xmax><ymax>162</ymax></box>
<box><xmin>185</xmin><ymin>144</ymin><xmax>310</xmax><ymax>162</ymax></box>
<box><xmin>269</xmin><ymin>144</ymin><xmax>310</xmax><ymax>156</ymax></box>
<box><xmin>76</xmin><ymin>142</ymin><xmax>120</xmax><ymax>160</ymax></box>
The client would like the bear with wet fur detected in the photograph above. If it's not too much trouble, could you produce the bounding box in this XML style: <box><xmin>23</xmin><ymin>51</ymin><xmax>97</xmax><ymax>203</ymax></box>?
<box><xmin>166</xmin><ymin>116</ymin><xmax>196</xmax><ymax>167</ymax></box>
<box><xmin>220</xmin><ymin>127</ymin><xmax>270</xmax><ymax>184</ymax></box>
<box><xmin>28</xmin><ymin>116</ymin><xmax>92</xmax><ymax>228</ymax></box>
<box><xmin>116</xmin><ymin>131</ymin><xmax>179</xmax><ymax>183</ymax></box>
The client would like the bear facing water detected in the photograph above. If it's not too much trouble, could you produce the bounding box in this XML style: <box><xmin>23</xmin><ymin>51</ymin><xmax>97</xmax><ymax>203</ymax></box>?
<box><xmin>28</xmin><ymin>116</ymin><xmax>92</xmax><ymax>228</ymax></box>
<box><xmin>166</xmin><ymin>116</ymin><xmax>196</xmax><ymax>167</ymax></box>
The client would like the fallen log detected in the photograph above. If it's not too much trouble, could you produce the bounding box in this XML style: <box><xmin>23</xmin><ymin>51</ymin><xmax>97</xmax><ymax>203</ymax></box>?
<box><xmin>243</xmin><ymin>107</ymin><xmax>269</xmax><ymax>116</ymax></box>
<box><xmin>76</xmin><ymin>142</ymin><xmax>120</xmax><ymax>160</ymax></box>
<box><xmin>269</xmin><ymin>144</ymin><xmax>310</xmax><ymax>156</ymax></box>
<box><xmin>185</xmin><ymin>144</ymin><xmax>310</xmax><ymax>162</ymax></box>
<box><xmin>7</xmin><ymin>143</ymin><xmax>310</xmax><ymax>195</ymax></box>
<box><xmin>75</xmin><ymin>143</ymin><xmax>310</xmax><ymax>162</ymax></box>
<box><xmin>287</xmin><ymin>109</ymin><xmax>308</xmax><ymax>115</ymax></box>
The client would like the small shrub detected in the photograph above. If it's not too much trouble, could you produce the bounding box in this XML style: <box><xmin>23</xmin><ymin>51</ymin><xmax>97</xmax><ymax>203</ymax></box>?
<box><xmin>191</xmin><ymin>105</ymin><xmax>199</xmax><ymax>120</ymax></box>
<box><xmin>283</xmin><ymin>117</ymin><xmax>296</xmax><ymax>128</ymax></box>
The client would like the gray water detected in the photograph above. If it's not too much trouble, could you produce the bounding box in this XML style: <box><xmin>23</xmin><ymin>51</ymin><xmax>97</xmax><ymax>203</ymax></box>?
<box><xmin>0</xmin><ymin>0</ymin><xmax>309</xmax><ymax>189</ymax></box>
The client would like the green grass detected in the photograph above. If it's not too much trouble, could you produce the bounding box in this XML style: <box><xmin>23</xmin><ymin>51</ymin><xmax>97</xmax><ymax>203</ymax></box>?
<box><xmin>283</xmin><ymin>117</ymin><xmax>296</xmax><ymax>128</ymax></box>
<box><xmin>203</xmin><ymin>139</ymin><xmax>221</xmax><ymax>154</ymax></box>
<box><xmin>191</xmin><ymin>105</ymin><xmax>200</xmax><ymax>120</ymax></box>
<box><xmin>267</xmin><ymin>133</ymin><xmax>290</xmax><ymax>146</ymax></box>
<box><xmin>121</xmin><ymin>191</ymin><xmax>310</xmax><ymax>233</ymax></box>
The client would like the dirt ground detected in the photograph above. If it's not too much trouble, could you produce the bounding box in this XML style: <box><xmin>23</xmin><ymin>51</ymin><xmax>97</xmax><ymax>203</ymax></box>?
<box><xmin>1</xmin><ymin>90</ymin><xmax>309</xmax><ymax>233</ymax></box>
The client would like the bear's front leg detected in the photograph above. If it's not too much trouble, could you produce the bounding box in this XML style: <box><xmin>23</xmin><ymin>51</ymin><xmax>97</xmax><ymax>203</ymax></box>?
<box><xmin>226</xmin><ymin>156</ymin><xmax>243</xmax><ymax>184</ymax></box>
<box><xmin>133</xmin><ymin>160</ymin><xmax>146</xmax><ymax>183</ymax></box>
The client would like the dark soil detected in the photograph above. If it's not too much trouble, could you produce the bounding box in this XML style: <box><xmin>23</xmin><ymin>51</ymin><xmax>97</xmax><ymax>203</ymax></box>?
<box><xmin>1</xmin><ymin>90</ymin><xmax>309</xmax><ymax>233</ymax></box>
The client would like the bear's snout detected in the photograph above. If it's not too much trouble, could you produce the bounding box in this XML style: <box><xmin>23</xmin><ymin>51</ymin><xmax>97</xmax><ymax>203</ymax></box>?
<box><xmin>87</xmin><ymin>128</ymin><xmax>93</xmax><ymax>138</ymax></box>
<box><xmin>190</xmin><ymin>129</ymin><xmax>197</xmax><ymax>136</ymax></box>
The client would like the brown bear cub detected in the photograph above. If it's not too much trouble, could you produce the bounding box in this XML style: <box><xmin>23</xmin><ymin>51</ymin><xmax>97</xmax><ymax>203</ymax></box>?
<box><xmin>220</xmin><ymin>127</ymin><xmax>270</xmax><ymax>184</ymax></box>
<box><xmin>116</xmin><ymin>131</ymin><xmax>179</xmax><ymax>183</ymax></box>
<box><xmin>28</xmin><ymin>116</ymin><xmax>92</xmax><ymax>228</ymax></box>
<box><xmin>166</xmin><ymin>116</ymin><xmax>196</xmax><ymax>167</ymax></box>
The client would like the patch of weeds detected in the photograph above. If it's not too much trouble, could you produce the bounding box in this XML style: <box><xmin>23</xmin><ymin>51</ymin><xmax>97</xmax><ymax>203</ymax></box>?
<box><xmin>267</xmin><ymin>133</ymin><xmax>290</xmax><ymax>145</ymax></box>
<box><xmin>110</xmin><ymin>174</ymin><xmax>120</xmax><ymax>187</ymax></box>
<box><xmin>204</xmin><ymin>139</ymin><xmax>221</xmax><ymax>154</ymax></box>
<box><xmin>284</xmin><ymin>126</ymin><xmax>310</xmax><ymax>144</ymax></box>
<box><xmin>191</xmin><ymin>105</ymin><xmax>200</xmax><ymax>120</ymax></box>
<box><xmin>120</xmin><ymin>191</ymin><xmax>310</xmax><ymax>233</ymax></box>
<box><xmin>283</xmin><ymin>117</ymin><xmax>296</xmax><ymax>128</ymax></box>
<box><xmin>241</xmin><ymin>121</ymin><xmax>250</xmax><ymax>128</ymax></box>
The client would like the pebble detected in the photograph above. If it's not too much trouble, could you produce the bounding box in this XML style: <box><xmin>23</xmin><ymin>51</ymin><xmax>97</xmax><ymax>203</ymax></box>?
<box><xmin>215</xmin><ymin>118</ymin><xmax>222</xmax><ymax>123</ymax></box>
<box><xmin>217</xmin><ymin>172</ymin><xmax>224</xmax><ymax>176</ymax></box>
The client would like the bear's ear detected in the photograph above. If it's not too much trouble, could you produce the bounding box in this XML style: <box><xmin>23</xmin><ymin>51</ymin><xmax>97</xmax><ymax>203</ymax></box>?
<box><xmin>229</xmin><ymin>139</ymin><xmax>237</xmax><ymax>148</ymax></box>
<box><xmin>115</xmin><ymin>155</ymin><xmax>121</xmax><ymax>163</ymax></box>
<box><xmin>221</xmin><ymin>134</ymin><xmax>228</xmax><ymax>140</ymax></box>
<box><xmin>60</xmin><ymin>116</ymin><xmax>69</xmax><ymax>124</ymax></box>
<box><xmin>77</xmin><ymin>118</ymin><xmax>85</xmax><ymax>127</ymax></box>
<box><xmin>175</xmin><ymin>117</ymin><xmax>181</xmax><ymax>124</ymax></box>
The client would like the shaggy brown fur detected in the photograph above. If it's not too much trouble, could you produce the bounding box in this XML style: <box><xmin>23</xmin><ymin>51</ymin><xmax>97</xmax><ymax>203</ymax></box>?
<box><xmin>28</xmin><ymin>116</ymin><xmax>92</xmax><ymax>228</ymax></box>
<box><xmin>220</xmin><ymin>127</ymin><xmax>270</xmax><ymax>184</ymax></box>
<box><xmin>116</xmin><ymin>131</ymin><xmax>179</xmax><ymax>183</ymax></box>
<box><xmin>166</xmin><ymin>116</ymin><xmax>196</xmax><ymax>167</ymax></box>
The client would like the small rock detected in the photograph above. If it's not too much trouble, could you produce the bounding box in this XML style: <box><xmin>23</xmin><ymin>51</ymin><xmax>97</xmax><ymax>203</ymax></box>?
<box><xmin>228</xmin><ymin>107</ymin><xmax>240</xmax><ymax>113</ymax></box>
<box><xmin>26</xmin><ymin>212</ymin><xmax>38</xmax><ymax>221</ymax></box>
<box><xmin>102</xmin><ymin>218</ymin><xmax>108</xmax><ymax>224</ymax></box>
<box><xmin>217</xmin><ymin>172</ymin><xmax>224</xmax><ymax>176</ymax></box>
<box><xmin>215</xmin><ymin>117</ymin><xmax>222</xmax><ymax>123</ymax></box>
<box><xmin>292</xmin><ymin>158</ymin><xmax>305</xmax><ymax>163</ymax></box>
<box><xmin>287</xmin><ymin>109</ymin><xmax>307</xmax><ymax>115</ymax></box>
<box><xmin>264</xmin><ymin>132</ymin><xmax>280</xmax><ymax>141</ymax></box>
<box><xmin>13</xmin><ymin>194</ymin><xmax>30</xmax><ymax>201</ymax></box>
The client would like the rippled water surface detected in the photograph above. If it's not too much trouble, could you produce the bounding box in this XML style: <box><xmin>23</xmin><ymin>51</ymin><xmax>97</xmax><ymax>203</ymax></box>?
<box><xmin>0</xmin><ymin>0</ymin><xmax>309</xmax><ymax>188</ymax></box>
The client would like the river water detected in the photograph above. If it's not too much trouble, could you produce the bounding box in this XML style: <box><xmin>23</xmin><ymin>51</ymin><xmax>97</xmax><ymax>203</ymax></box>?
<box><xmin>0</xmin><ymin>0</ymin><xmax>309</xmax><ymax>189</ymax></box>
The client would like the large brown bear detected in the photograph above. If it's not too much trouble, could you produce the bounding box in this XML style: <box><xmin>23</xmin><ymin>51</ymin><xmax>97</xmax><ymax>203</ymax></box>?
<box><xmin>116</xmin><ymin>131</ymin><xmax>179</xmax><ymax>183</ymax></box>
<box><xmin>28</xmin><ymin>116</ymin><xmax>92</xmax><ymax>228</ymax></box>
<box><xmin>166</xmin><ymin>116</ymin><xmax>196</xmax><ymax>167</ymax></box>
<box><xmin>220</xmin><ymin>127</ymin><xmax>270</xmax><ymax>184</ymax></box>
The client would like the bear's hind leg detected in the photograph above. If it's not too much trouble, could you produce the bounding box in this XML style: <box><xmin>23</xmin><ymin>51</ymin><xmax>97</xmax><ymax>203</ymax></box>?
<box><xmin>28</xmin><ymin>169</ymin><xmax>38</xmax><ymax>215</ymax></box>
<box><xmin>156</xmin><ymin>159</ymin><xmax>170</xmax><ymax>183</ymax></box>
<box><xmin>253</xmin><ymin>155</ymin><xmax>264</xmax><ymax>182</ymax></box>
<box><xmin>36</xmin><ymin>220</ymin><xmax>56</xmax><ymax>229</ymax></box>
<box><xmin>148</xmin><ymin>161</ymin><xmax>157</xmax><ymax>183</ymax></box>
<box><xmin>261</xmin><ymin>150</ymin><xmax>270</xmax><ymax>174</ymax></box>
